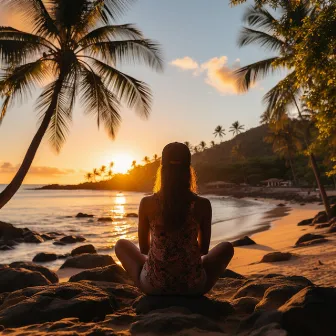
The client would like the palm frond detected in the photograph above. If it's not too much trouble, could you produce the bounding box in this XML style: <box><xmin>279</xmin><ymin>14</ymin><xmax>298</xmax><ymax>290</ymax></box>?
<box><xmin>0</xmin><ymin>94</ymin><xmax>10</xmax><ymax>125</ymax></box>
<box><xmin>3</xmin><ymin>0</ymin><xmax>59</xmax><ymax>39</ymax></box>
<box><xmin>238</xmin><ymin>27</ymin><xmax>285</xmax><ymax>52</ymax></box>
<box><xmin>80</xmin><ymin>64</ymin><xmax>121</xmax><ymax>139</ymax></box>
<box><xmin>83</xmin><ymin>39</ymin><xmax>163</xmax><ymax>72</ymax></box>
<box><xmin>234</xmin><ymin>56</ymin><xmax>279</xmax><ymax>92</ymax></box>
<box><xmin>91</xmin><ymin>58</ymin><xmax>151</xmax><ymax>118</ymax></box>
<box><xmin>243</xmin><ymin>6</ymin><xmax>278</xmax><ymax>31</ymax></box>
<box><xmin>78</xmin><ymin>24</ymin><xmax>144</xmax><ymax>47</ymax></box>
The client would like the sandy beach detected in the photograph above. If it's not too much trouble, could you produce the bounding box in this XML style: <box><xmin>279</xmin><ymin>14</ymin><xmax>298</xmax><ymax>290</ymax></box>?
<box><xmin>230</xmin><ymin>202</ymin><xmax>336</xmax><ymax>286</ymax></box>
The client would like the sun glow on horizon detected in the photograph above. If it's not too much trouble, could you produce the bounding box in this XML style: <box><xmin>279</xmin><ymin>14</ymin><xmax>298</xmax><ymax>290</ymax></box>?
<box><xmin>108</xmin><ymin>154</ymin><xmax>133</xmax><ymax>174</ymax></box>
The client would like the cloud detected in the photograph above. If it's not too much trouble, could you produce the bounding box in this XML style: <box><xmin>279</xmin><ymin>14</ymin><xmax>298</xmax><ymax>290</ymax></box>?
<box><xmin>170</xmin><ymin>57</ymin><xmax>199</xmax><ymax>70</ymax></box>
<box><xmin>0</xmin><ymin>162</ymin><xmax>75</xmax><ymax>176</ymax></box>
<box><xmin>170</xmin><ymin>56</ymin><xmax>244</xmax><ymax>95</ymax></box>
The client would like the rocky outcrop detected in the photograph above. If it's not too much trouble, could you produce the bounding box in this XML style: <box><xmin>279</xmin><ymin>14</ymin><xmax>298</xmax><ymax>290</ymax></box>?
<box><xmin>0</xmin><ymin>282</ymin><xmax>117</xmax><ymax>328</ymax></box>
<box><xmin>69</xmin><ymin>264</ymin><xmax>132</xmax><ymax>285</ymax></box>
<box><xmin>0</xmin><ymin>221</ymin><xmax>24</xmax><ymax>240</ymax></box>
<box><xmin>71</xmin><ymin>244</ymin><xmax>97</xmax><ymax>256</ymax></box>
<box><xmin>315</xmin><ymin>223</ymin><xmax>331</xmax><ymax>229</ymax></box>
<box><xmin>75</xmin><ymin>213</ymin><xmax>94</xmax><ymax>218</ymax></box>
<box><xmin>297</xmin><ymin>218</ymin><xmax>313</xmax><ymax>226</ymax></box>
<box><xmin>32</xmin><ymin>252</ymin><xmax>57</xmax><ymax>262</ymax></box>
<box><xmin>59</xmin><ymin>235</ymin><xmax>86</xmax><ymax>244</ymax></box>
<box><xmin>261</xmin><ymin>252</ymin><xmax>292</xmax><ymax>263</ymax></box>
<box><xmin>220</xmin><ymin>269</ymin><xmax>246</xmax><ymax>279</ymax></box>
<box><xmin>232</xmin><ymin>236</ymin><xmax>256</xmax><ymax>247</ymax></box>
<box><xmin>9</xmin><ymin>262</ymin><xmax>58</xmax><ymax>284</ymax></box>
<box><xmin>0</xmin><ymin>267</ymin><xmax>50</xmax><ymax>293</ymax></box>
<box><xmin>60</xmin><ymin>254</ymin><xmax>115</xmax><ymax>269</ymax></box>
<box><xmin>97</xmin><ymin>217</ymin><xmax>113</xmax><ymax>222</ymax></box>
<box><xmin>295</xmin><ymin>233</ymin><xmax>325</xmax><ymax>246</ymax></box>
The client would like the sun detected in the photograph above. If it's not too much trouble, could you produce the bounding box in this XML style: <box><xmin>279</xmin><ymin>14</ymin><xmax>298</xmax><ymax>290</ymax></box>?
<box><xmin>109</xmin><ymin>154</ymin><xmax>133</xmax><ymax>174</ymax></box>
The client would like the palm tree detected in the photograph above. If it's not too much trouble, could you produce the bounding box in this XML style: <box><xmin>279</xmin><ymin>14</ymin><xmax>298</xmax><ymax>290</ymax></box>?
<box><xmin>210</xmin><ymin>140</ymin><xmax>216</xmax><ymax>147</ymax></box>
<box><xmin>85</xmin><ymin>172</ymin><xmax>93</xmax><ymax>182</ymax></box>
<box><xmin>193</xmin><ymin>146</ymin><xmax>199</xmax><ymax>154</ymax></box>
<box><xmin>229</xmin><ymin>121</ymin><xmax>245</xmax><ymax>137</ymax></box>
<box><xmin>109</xmin><ymin>162</ymin><xmax>114</xmax><ymax>170</ymax></box>
<box><xmin>153</xmin><ymin>154</ymin><xmax>158</xmax><ymax>161</ymax></box>
<box><xmin>184</xmin><ymin>141</ymin><xmax>192</xmax><ymax>150</ymax></box>
<box><xmin>100</xmin><ymin>165</ymin><xmax>107</xmax><ymax>180</ymax></box>
<box><xmin>0</xmin><ymin>0</ymin><xmax>163</xmax><ymax>209</ymax></box>
<box><xmin>199</xmin><ymin>141</ymin><xmax>207</xmax><ymax>151</ymax></box>
<box><xmin>264</xmin><ymin>119</ymin><xmax>302</xmax><ymax>186</ymax></box>
<box><xmin>213</xmin><ymin>126</ymin><xmax>225</xmax><ymax>142</ymax></box>
<box><xmin>106</xmin><ymin>169</ymin><xmax>113</xmax><ymax>180</ymax></box>
<box><xmin>93</xmin><ymin>168</ymin><xmax>100</xmax><ymax>182</ymax></box>
<box><xmin>235</xmin><ymin>2</ymin><xmax>332</xmax><ymax>218</ymax></box>
<box><xmin>131</xmin><ymin>160</ymin><xmax>137</xmax><ymax>169</ymax></box>
<box><xmin>143</xmin><ymin>156</ymin><xmax>150</xmax><ymax>164</ymax></box>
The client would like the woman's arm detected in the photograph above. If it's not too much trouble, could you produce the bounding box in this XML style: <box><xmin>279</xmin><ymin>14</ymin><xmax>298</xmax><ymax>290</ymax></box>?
<box><xmin>138</xmin><ymin>197</ymin><xmax>150</xmax><ymax>255</ymax></box>
<box><xmin>198</xmin><ymin>198</ymin><xmax>212</xmax><ymax>256</ymax></box>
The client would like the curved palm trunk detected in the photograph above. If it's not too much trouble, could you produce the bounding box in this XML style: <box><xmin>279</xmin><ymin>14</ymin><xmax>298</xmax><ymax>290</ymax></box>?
<box><xmin>0</xmin><ymin>78</ymin><xmax>63</xmax><ymax>209</ymax></box>
<box><xmin>288</xmin><ymin>154</ymin><xmax>298</xmax><ymax>187</ymax></box>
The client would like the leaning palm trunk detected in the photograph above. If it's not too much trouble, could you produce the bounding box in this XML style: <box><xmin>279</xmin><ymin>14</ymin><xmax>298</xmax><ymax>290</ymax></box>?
<box><xmin>0</xmin><ymin>78</ymin><xmax>63</xmax><ymax>209</ymax></box>
<box><xmin>288</xmin><ymin>154</ymin><xmax>298</xmax><ymax>187</ymax></box>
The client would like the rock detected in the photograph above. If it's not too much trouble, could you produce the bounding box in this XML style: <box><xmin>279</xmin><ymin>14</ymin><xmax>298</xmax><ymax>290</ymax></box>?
<box><xmin>23</xmin><ymin>233</ymin><xmax>44</xmax><ymax>243</ymax></box>
<box><xmin>0</xmin><ymin>245</ymin><xmax>13</xmax><ymax>251</ymax></box>
<box><xmin>261</xmin><ymin>252</ymin><xmax>292</xmax><ymax>263</ymax></box>
<box><xmin>277</xmin><ymin>203</ymin><xmax>286</xmax><ymax>207</ymax></box>
<box><xmin>279</xmin><ymin>287</ymin><xmax>336</xmax><ymax>336</ymax></box>
<box><xmin>295</xmin><ymin>238</ymin><xmax>329</xmax><ymax>247</ymax></box>
<box><xmin>133</xmin><ymin>295</ymin><xmax>234</xmax><ymax>319</ymax></box>
<box><xmin>0</xmin><ymin>282</ymin><xmax>117</xmax><ymax>327</ymax></box>
<box><xmin>219</xmin><ymin>269</ymin><xmax>246</xmax><ymax>279</ymax></box>
<box><xmin>59</xmin><ymin>235</ymin><xmax>86</xmax><ymax>244</ymax></box>
<box><xmin>231</xmin><ymin>296</ymin><xmax>259</xmax><ymax>314</ymax></box>
<box><xmin>126</xmin><ymin>213</ymin><xmax>138</xmax><ymax>218</ymax></box>
<box><xmin>249</xmin><ymin>323</ymin><xmax>288</xmax><ymax>336</ymax></box>
<box><xmin>41</xmin><ymin>233</ymin><xmax>53</xmax><ymax>241</ymax></box>
<box><xmin>0</xmin><ymin>221</ymin><xmax>24</xmax><ymax>240</ymax></box>
<box><xmin>71</xmin><ymin>244</ymin><xmax>97</xmax><ymax>256</ymax></box>
<box><xmin>9</xmin><ymin>262</ymin><xmax>58</xmax><ymax>284</ymax></box>
<box><xmin>69</xmin><ymin>264</ymin><xmax>132</xmax><ymax>285</ymax></box>
<box><xmin>232</xmin><ymin>236</ymin><xmax>256</xmax><ymax>247</ymax></box>
<box><xmin>314</xmin><ymin>223</ymin><xmax>331</xmax><ymax>229</ymax></box>
<box><xmin>53</xmin><ymin>240</ymin><xmax>66</xmax><ymax>246</ymax></box>
<box><xmin>97</xmin><ymin>217</ymin><xmax>113</xmax><ymax>222</ymax></box>
<box><xmin>0</xmin><ymin>267</ymin><xmax>50</xmax><ymax>293</ymax></box>
<box><xmin>328</xmin><ymin>217</ymin><xmax>336</xmax><ymax>225</ymax></box>
<box><xmin>0</xmin><ymin>239</ymin><xmax>18</xmax><ymax>247</ymax></box>
<box><xmin>57</xmin><ymin>253</ymin><xmax>70</xmax><ymax>259</ymax></box>
<box><xmin>297</xmin><ymin>218</ymin><xmax>313</xmax><ymax>226</ymax></box>
<box><xmin>60</xmin><ymin>254</ymin><xmax>115</xmax><ymax>269</ymax></box>
<box><xmin>255</xmin><ymin>285</ymin><xmax>305</xmax><ymax>311</ymax></box>
<box><xmin>300</xmin><ymin>203</ymin><xmax>306</xmax><ymax>206</ymax></box>
<box><xmin>295</xmin><ymin>233</ymin><xmax>325</xmax><ymax>246</ymax></box>
<box><xmin>32</xmin><ymin>252</ymin><xmax>57</xmax><ymax>263</ymax></box>
<box><xmin>312</xmin><ymin>211</ymin><xmax>328</xmax><ymax>224</ymax></box>
<box><xmin>130</xmin><ymin>310</ymin><xmax>223</xmax><ymax>334</ymax></box>
<box><xmin>327</xmin><ymin>222</ymin><xmax>336</xmax><ymax>233</ymax></box>
<box><xmin>75</xmin><ymin>213</ymin><xmax>94</xmax><ymax>218</ymax></box>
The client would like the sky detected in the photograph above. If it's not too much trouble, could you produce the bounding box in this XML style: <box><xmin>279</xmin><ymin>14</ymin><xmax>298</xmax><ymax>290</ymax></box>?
<box><xmin>0</xmin><ymin>0</ymin><xmax>284</xmax><ymax>184</ymax></box>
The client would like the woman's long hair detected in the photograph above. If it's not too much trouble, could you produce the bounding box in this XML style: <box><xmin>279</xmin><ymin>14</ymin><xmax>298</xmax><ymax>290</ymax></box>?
<box><xmin>154</xmin><ymin>164</ymin><xmax>197</xmax><ymax>230</ymax></box>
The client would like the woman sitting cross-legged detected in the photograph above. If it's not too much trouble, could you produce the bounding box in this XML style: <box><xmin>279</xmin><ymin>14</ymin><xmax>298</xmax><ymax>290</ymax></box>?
<box><xmin>115</xmin><ymin>142</ymin><xmax>234</xmax><ymax>295</ymax></box>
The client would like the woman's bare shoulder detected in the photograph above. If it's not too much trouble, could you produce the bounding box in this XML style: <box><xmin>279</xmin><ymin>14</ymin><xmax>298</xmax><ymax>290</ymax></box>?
<box><xmin>193</xmin><ymin>195</ymin><xmax>211</xmax><ymax>208</ymax></box>
<box><xmin>140</xmin><ymin>194</ymin><xmax>157</xmax><ymax>208</ymax></box>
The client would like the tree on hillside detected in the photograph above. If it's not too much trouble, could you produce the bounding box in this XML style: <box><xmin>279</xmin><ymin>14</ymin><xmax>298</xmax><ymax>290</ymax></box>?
<box><xmin>213</xmin><ymin>126</ymin><xmax>225</xmax><ymax>142</ymax></box>
<box><xmin>93</xmin><ymin>168</ymin><xmax>101</xmax><ymax>182</ymax></box>
<box><xmin>229</xmin><ymin>121</ymin><xmax>245</xmax><ymax>137</ymax></box>
<box><xmin>231</xmin><ymin>141</ymin><xmax>248</xmax><ymax>184</ymax></box>
<box><xmin>234</xmin><ymin>2</ymin><xmax>332</xmax><ymax>218</ymax></box>
<box><xmin>100</xmin><ymin>165</ymin><xmax>106</xmax><ymax>176</ymax></box>
<box><xmin>109</xmin><ymin>162</ymin><xmax>114</xmax><ymax>170</ymax></box>
<box><xmin>107</xmin><ymin>169</ymin><xmax>113</xmax><ymax>180</ymax></box>
<box><xmin>85</xmin><ymin>172</ymin><xmax>93</xmax><ymax>182</ymax></box>
<box><xmin>153</xmin><ymin>154</ymin><xmax>158</xmax><ymax>161</ymax></box>
<box><xmin>264</xmin><ymin>118</ymin><xmax>302</xmax><ymax>186</ymax></box>
<box><xmin>199</xmin><ymin>141</ymin><xmax>207</xmax><ymax>151</ymax></box>
<box><xmin>131</xmin><ymin>160</ymin><xmax>137</xmax><ymax>169</ymax></box>
<box><xmin>143</xmin><ymin>156</ymin><xmax>150</xmax><ymax>164</ymax></box>
<box><xmin>193</xmin><ymin>146</ymin><xmax>200</xmax><ymax>154</ymax></box>
<box><xmin>210</xmin><ymin>140</ymin><xmax>216</xmax><ymax>147</ymax></box>
<box><xmin>184</xmin><ymin>141</ymin><xmax>192</xmax><ymax>151</ymax></box>
<box><xmin>0</xmin><ymin>0</ymin><xmax>163</xmax><ymax>209</ymax></box>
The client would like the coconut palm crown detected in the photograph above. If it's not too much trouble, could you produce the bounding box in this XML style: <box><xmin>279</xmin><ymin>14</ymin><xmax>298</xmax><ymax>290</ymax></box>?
<box><xmin>229</xmin><ymin>121</ymin><xmax>245</xmax><ymax>136</ymax></box>
<box><xmin>0</xmin><ymin>0</ymin><xmax>163</xmax><ymax>209</ymax></box>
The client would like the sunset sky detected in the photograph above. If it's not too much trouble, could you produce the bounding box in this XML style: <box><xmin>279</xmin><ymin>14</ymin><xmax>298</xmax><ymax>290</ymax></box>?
<box><xmin>0</xmin><ymin>0</ymin><xmax>283</xmax><ymax>184</ymax></box>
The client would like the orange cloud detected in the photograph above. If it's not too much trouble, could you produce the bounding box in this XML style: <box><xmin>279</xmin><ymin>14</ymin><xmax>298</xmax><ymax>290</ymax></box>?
<box><xmin>0</xmin><ymin>162</ymin><xmax>74</xmax><ymax>176</ymax></box>
<box><xmin>170</xmin><ymin>57</ymin><xmax>199</xmax><ymax>70</ymax></box>
<box><xmin>170</xmin><ymin>56</ymin><xmax>244</xmax><ymax>95</ymax></box>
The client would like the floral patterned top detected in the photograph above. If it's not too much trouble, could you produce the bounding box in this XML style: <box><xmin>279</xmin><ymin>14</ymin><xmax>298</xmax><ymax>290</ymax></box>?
<box><xmin>142</xmin><ymin>195</ymin><xmax>205</xmax><ymax>294</ymax></box>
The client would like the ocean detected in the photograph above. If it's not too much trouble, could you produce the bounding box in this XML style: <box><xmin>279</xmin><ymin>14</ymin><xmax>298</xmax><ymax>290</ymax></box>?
<box><xmin>0</xmin><ymin>185</ymin><xmax>275</xmax><ymax>269</ymax></box>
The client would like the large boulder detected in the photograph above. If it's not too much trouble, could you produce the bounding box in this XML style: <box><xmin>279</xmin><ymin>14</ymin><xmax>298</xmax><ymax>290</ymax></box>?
<box><xmin>219</xmin><ymin>269</ymin><xmax>245</xmax><ymax>279</ymax></box>
<box><xmin>75</xmin><ymin>213</ymin><xmax>94</xmax><ymax>218</ymax></box>
<box><xmin>130</xmin><ymin>310</ymin><xmax>223</xmax><ymax>334</ymax></box>
<box><xmin>231</xmin><ymin>296</ymin><xmax>259</xmax><ymax>314</ymax></box>
<box><xmin>260</xmin><ymin>252</ymin><xmax>292</xmax><ymax>263</ymax></box>
<box><xmin>0</xmin><ymin>221</ymin><xmax>23</xmax><ymax>240</ymax></box>
<box><xmin>295</xmin><ymin>233</ymin><xmax>325</xmax><ymax>246</ymax></box>
<box><xmin>297</xmin><ymin>218</ymin><xmax>313</xmax><ymax>226</ymax></box>
<box><xmin>0</xmin><ymin>267</ymin><xmax>50</xmax><ymax>293</ymax></box>
<box><xmin>23</xmin><ymin>233</ymin><xmax>44</xmax><ymax>243</ymax></box>
<box><xmin>10</xmin><ymin>262</ymin><xmax>58</xmax><ymax>284</ymax></box>
<box><xmin>97</xmin><ymin>217</ymin><xmax>113</xmax><ymax>222</ymax></box>
<box><xmin>69</xmin><ymin>264</ymin><xmax>132</xmax><ymax>285</ymax></box>
<box><xmin>327</xmin><ymin>222</ymin><xmax>336</xmax><ymax>234</ymax></box>
<box><xmin>312</xmin><ymin>211</ymin><xmax>328</xmax><ymax>224</ymax></box>
<box><xmin>71</xmin><ymin>244</ymin><xmax>97</xmax><ymax>256</ymax></box>
<box><xmin>59</xmin><ymin>235</ymin><xmax>86</xmax><ymax>244</ymax></box>
<box><xmin>0</xmin><ymin>282</ymin><xmax>117</xmax><ymax>327</ymax></box>
<box><xmin>296</xmin><ymin>238</ymin><xmax>329</xmax><ymax>247</ymax></box>
<box><xmin>279</xmin><ymin>287</ymin><xmax>336</xmax><ymax>336</ymax></box>
<box><xmin>60</xmin><ymin>254</ymin><xmax>115</xmax><ymax>269</ymax></box>
<box><xmin>32</xmin><ymin>252</ymin><xmax>57</xmax><ymax>263</ymax></box>
<box><xmin>232</xmin><ymin>236</ymin><xmax>256</xmax><ymax>247</ymax></box>
<box><xmin>315</xmin><ymin>223</ymin><xmax>331</xmax><ymax>229</ymax></box>
<box><xmin>133</xmin><ymin>295</ymin><xmax>234</xmax><ymax>319</ymax></box>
